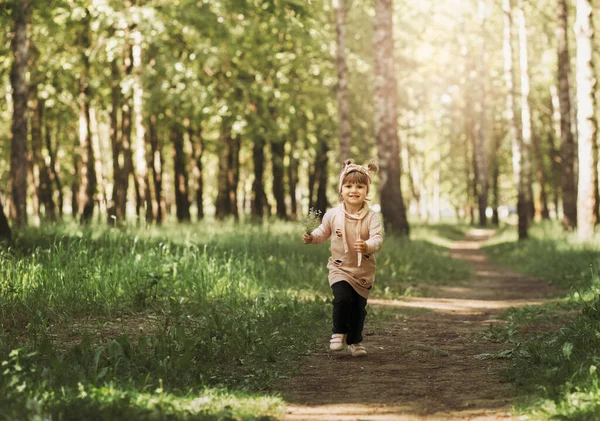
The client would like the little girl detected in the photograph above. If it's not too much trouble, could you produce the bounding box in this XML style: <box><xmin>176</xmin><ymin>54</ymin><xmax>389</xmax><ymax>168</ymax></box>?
<box><xmin>302</xmin><ymin>160</ymin><xmax>383</xmax><ymax>357</ymax></box>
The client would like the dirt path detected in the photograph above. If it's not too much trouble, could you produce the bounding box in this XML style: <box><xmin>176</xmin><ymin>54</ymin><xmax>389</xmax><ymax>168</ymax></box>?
<box><xmin>276</xmin><ymin>229</ymin><xmax>555</xmax><ymax>421</ymax></box>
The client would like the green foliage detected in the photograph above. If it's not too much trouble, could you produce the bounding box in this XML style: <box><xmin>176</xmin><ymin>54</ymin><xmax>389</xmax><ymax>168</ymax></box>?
<box><xmin>484</xmin><ymin>221</ymin><xmax>600</xmax><ymax>291</ymax></box>
<box><xmin>484</xmin><ymin>221</ymin><xmax>600</xmax><ymax>420</ymax></box>
<box><xmin>0</xmin><ymin>220</ymin><xmax>468</xmax><ymax>419</ymax></box>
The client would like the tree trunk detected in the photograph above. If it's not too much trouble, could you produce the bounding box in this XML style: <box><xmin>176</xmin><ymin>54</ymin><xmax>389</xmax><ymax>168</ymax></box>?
<box><xmin>575</xmin><ymin>0</ymin><xmax>597</xmax><ymax>240</ymax></box>
<box><xmin>549</xmin><ymin>86</ymin><xmax>562</xmax><ymax>218</ymax></box>
<box><xmin>287</xmin><ymin>129</ymin><xmax>299</xmax><ymax>220</ymax></box>
<box><xmin>0</xmin><ymin>196</ymin><xmax>11</xmax><ymax>243</ymax></box>
<box><xmin>373</xmin><ymin>0</ymin><xmax>409</xmax><ymax>237</ymax></box>
<box><xmin>333</xmin><ymin>0</ymin><xmax>351</xmax><ymax>164</ymax></box>
<box><xmin>78</xmin><ymin>9</ymin><xmax>96</xmax><ymax>224</ymax></box>
<box><xmin>491</xmin><ymin>129</ymin><xmax>501</xmax><ymax>226</ymax></box>
<box><xmin>271</xmin><ymin>139</ymin><xmax>287</xmax><ymax>219</ymax></box>
<box><xmin>71</xmin><ymin>132</ymin><xmax>81</xmax><ymax>217</ymax></box>
<box><xmin>132</xmin><ymin>26</ymin><xmax>150</xmax><ymax>224</ymax></box>
<box><xmin>31</xmin><ymin>94</ymin><xmax>56</xmax><ymax>221</ymax></box>
<box><xmin>503</xmin><ymin>0</ymin><xmax>528</xmax><ymax>240</ymax></box>
<box><xmin>251</xmin><ymin>139</ymin><xmax>266</xmax><ymax>220</ymax></box>
<box><xmin>557</xmin><ymin>0</ymin><xmax>577</xmax><ymax>229</ymax></box>
<box><xmin>46</xmin><ymin>119</ymin><xmax>63</xmax><ymax>218</ymax></box>
<box><xmin>476</xmin><ymin>0</ymin><xmax>489</xmax><ymax>227</ymax></box>
<box><xmin>171</xmin><ymin>123</ymin><xmax>190</xmax><ymax>222</ymax></box>
<box><xmin>149</xmin><ymin>115</ymin><xmax>165</xmax><ymax>224</ymax></box>
<box><xmin>215</xmin><ymin>120</ymin><xmax>238</xmax><ymax>220</ymax></box>
<box><xmin>517</xmin><ymin>0</ymin><xmax>535</xmax><ymax>222</ymax></box>
<box><xmin>108</xmin><ymin>57</ymin><xmax>124</xmax><ymax>224</ymax></box>
<box><xmin>90</xmin><ymin>108</ymin><xmax>107</xmax><ymax>218</ymax></box>
<box><xmin>117</xmin><ymin>39</ymin><xmax>134</xmax><ymax>222</ymax></box>
<box><xmin>315</xmin><ymin>139</ymin><xmax>329</xmax><ymax>216</ymax></box>
<box><xmin>533</xmin><ymin>130</ymin><xmax>550</xmax><ymax>219</ymax></box>
<box><xmin>10</xmin><ymin>0</ymin><xmax>29</xmax><ymax>227</ymax></box>
<box><xmin>189</xmin><ymin>124</ymin><xmax>204</xmax><ymax>221</ymax></box>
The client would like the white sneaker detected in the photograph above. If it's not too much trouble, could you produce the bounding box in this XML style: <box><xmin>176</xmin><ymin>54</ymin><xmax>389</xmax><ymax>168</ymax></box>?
<box><xmin>348</xmin><ymin>343</ymin><xmax>367</xmax><ymax>357</ymax></box>
<box><xmin>329</xmin><ymin>333</ymin><xmax>346</xmax><ymax>351</ymax></box>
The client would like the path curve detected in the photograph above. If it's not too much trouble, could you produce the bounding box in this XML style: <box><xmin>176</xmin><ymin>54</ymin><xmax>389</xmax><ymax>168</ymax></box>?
<box><xmin>276</xmin><ymin>229</ymin><xmax>554</xmax><ymax>421</ymax></box>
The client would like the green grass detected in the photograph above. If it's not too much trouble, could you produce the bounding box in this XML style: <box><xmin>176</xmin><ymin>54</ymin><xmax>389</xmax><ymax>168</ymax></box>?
<box><xmin>0</xmin><ymin>219</ymin><xmax>470</xmax><ymax>420</ymax></box>
<box><xmin>483</xmin><ymin>220</ymin><xmax>600</xmax><ymax>420</ymax></box>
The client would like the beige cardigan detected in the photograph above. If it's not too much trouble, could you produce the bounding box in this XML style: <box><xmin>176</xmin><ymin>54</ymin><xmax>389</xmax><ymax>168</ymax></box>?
<box><xmin>309</xmin><ymin>203</ymin><xmax>384</xmax><ymax>298</ymax></box>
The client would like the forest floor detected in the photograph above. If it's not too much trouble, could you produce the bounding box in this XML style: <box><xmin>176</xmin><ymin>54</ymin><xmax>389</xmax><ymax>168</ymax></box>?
<box><xmin>274</xmin><ymin>229</ymin><xmax>556</xmax><ymax>421</ymax></box>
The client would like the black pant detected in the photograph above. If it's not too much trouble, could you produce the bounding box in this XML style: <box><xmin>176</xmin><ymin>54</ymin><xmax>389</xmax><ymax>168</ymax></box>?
<box><xmin>331</xmin><ymin>281</ymin><xmax>367</xmax><ymax>345</ymax></box>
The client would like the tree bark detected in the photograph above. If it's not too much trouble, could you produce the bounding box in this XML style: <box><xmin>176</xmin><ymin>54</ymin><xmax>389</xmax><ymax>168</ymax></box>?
<box><xmin>149</xmin><ymin>115</ymin><xmax>165</xmax><ymax>224</ymax></box>
<box><xmin>333</xmin><ymin>0</ymin><xmax>351</xmax><ymax>164</ymax></box>
<box><xmin>271</xmin><ymin>139</ymin><xmax>287</xmax><ymax>219</ymax></box>
<box><xmin>575</xmin><ymin>0</ymin><xmax>597</xmax><ymax>240</ymax></box>
<box><xmin>373</xmin><ymin>0</ymin><xmax>409</xmax><ymax>237</ymax></box>
<box><xmin>132</xmin><ymin>25</ymin><xmax>150</xmax><ymax>223</ymax></box>
<box><xmin>517</xmin><ymin>0</ymin><xmax>535</xmax><ymax>222</ymax></box>
<box><xmin>251</xmin><ymin>138</ymin><xmax>266</xmax><ymax>220</ymax></box>
<box><xmin>557</xmin><ymin>0</ymin><xmax>577</xmax><ymax>229</ymax></box>
<box><xmin>503</xmin><ymin>0</ymin><xmax>528</xmax><ymax>239</ymax></box>
<box><xmin>117</xmin><ymin>37</ymin><xmax>134</xmax><ymax>222</ymax></box>
<box><xmin>78</xmin><ymin>9</ymin><xmax>97</xmax><ymax>224</ymax></box>
<box><xmin>287</xmin><ymin>127</ymin><xmax>299</xmax><ymax>220</ymax></box>
<box><xmin>533</xmin><ymin>130</ymin><xmax>550</xmax><ymax>219</ymax></box>
<box><xmin>10</xmin><ymin>0</ymin><xmax>30</xmax><ymax>227</ymax></box>
<box><xmin>215</xmin><ymin>120</ymin><xmax>240</xmax><ymax>220</ymax></box>
<box><xmin>46</xmin><ymin>119</ymin><xmax>63</xmax><ymax>218</ymax></box>
<box><xmin>491</xmin><ymin>127</ymin><xmax>501</xmax><ymax>226</ymax></box>
<box><xmin>549</xmin><ymin>86</ymin><xmax>562</xmax><ymax>218</ymax></box>
<box><xmin>107</xmin><ymin>57</ymin><xmax>124</xmax><ymax>224</ymax></box>
<box><xmin>475</xmin><ymin>0</ymin><xmax>489</xmax><ymax>227</ymax></box>
<box><xmin>31</xmin><ymin>94</ymin><xmax>55</xmax><ymax>220</ymax></box>
<box><xmin>315</xmin><ymin>139</ymin><xmax>329</xmax><ymax>216</ymax></box>
<box><xmin>189</xmin><ymin>124</ymin><xmax>204</xmax><ymax>221</ymax></box>
<box><xmin>171</xmin><ymin>123</ymin><xmax>190</xmax><ymax>222</ymax></box>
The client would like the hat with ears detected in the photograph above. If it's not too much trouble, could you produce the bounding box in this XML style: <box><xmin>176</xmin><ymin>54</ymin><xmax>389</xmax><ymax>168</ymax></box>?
<box><xmin>338</xmin><ymin>159</ymin><xmax>378</xmax><ymax>194</ymax></box>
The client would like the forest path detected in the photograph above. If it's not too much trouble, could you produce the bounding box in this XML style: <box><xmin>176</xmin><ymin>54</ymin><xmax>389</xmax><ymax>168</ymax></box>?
<box><xmin>275</xmin><ymin>229</ymin><xmax>555</xmax><ymax>421</ymax></box>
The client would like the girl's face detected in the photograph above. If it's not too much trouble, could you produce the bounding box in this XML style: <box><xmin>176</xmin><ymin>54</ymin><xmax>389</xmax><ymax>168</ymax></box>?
<box><xmin>341</xmin><ymin>181</ymin><xmax>367</xmax><ymax>207</ymax></box>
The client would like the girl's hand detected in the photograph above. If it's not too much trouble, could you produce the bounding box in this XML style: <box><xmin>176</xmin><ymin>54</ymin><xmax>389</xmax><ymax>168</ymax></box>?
<box><xmin>302</xmin><ymin>233</ymin><xmax>313</xmax><ymax>244</ymax></box>
<box><xmin>354</xmin><ymin>239</ymin><xmax>368</xmax><ymax>253</ymax></box>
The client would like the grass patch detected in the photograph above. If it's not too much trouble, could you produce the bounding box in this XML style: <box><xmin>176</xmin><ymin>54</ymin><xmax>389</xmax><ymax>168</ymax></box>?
<box><xmin>0</xmin><ymin>219</ymin><xmax>469</xmax><ymax>419</ymax></box>
<box><xmin>483</xmin><ymin>221</ymin><xmax>600</xmax><ymax>420</ymax></box>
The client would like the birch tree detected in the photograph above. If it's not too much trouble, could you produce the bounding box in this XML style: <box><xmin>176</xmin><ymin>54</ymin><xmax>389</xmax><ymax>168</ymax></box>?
<box><xmin>517</xmin><ymin>0</ymin><xmax>534</xmax><ymax>221</ymax></box>
<box><xmin>373</xmin><ymin>0</ymin><xmax>409</xmax><ymax>237</ymax></box>
<box><xmin>333</xmin><ymin>0</ymin><xmax>351</xmax><ymax>163</ymax></box>
<box><xmin>557</xmin><ymin>0</ymin><xmax>577</xmax><ymax>228</ymax></box>
<box><xmin>575</xmin><ymin>0</ymin><xmax>597</xmax><ymax>240</ymax></box>
<box><xmin>503</xmin><ymin>0</ymin><xmax>528</xmax><ymax>239</ymax></box>
<box><xmin>475</xmin><ymin>0</ymin><xmax>489</xmax><ymax>226</ymax></box>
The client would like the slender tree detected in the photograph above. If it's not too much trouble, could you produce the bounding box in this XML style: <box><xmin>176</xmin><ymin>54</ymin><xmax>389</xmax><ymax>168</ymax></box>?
<box><xmin>475</xmin><ymin>0</ymin><xmax>489</xmax><ymax>226</ymax></box>
<box><xmin>149</xmin><ymin>114</ymin><xmax>165</xmax><ymax>223</ymax></box>
<box><xmin>77</xmin><ymin>9</ymin><xmax>97</xmax><ymax>224</ymax></box>
<box><xmin>10</xmin><ymin>0</ymin><xmax>30</xmax><ymax>227</ymax></box>
<box><xmin>373</xmin><ymin>0</ymin><xmax>409</xmax><ymax>237</ymax></box>
<box><xmin>333</xmin><ymin>0</ymin><xmax>351</xmax><ymax>164</ymax></box>
<box><xmin>575</xmin><ymin>0</ymin><xmax>597</xmax><ymax>240</ymax></box>
<box><xmin>251</xmin><ymin>137</ymin><xmax>267</xmax><ymax>220</ymax></box>
<box><xmin>557</xmin><ymin>0</ymin><xmax>577</xmax><ymax>228</ymax></box>
<box><xmin>171</xmin><ymin>123</ymin><xmax>191</xmax><ymax>222</ymax></box>
<box><xmin>131</xmin><ymin>22</ymin><xmax>150</xmax><ymax>223</ymax></box>
<box><xmin>517</xmin><ymin>0</ymin><xmax>534</xmax><ymax>221</ymax></box>
<box><xmin>503</xmin><ymin>0</ymin><xmax>528</xmax><ymax>239</ymax></box>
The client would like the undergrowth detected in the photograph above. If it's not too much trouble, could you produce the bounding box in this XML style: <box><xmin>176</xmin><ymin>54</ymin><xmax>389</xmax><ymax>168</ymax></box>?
<box><xmin>483</xmin><ymin>221</ymin><xmax>600</xmax><ymax>420</ymax></box>
<box><xmin>0</xmin><ymin>219</ymin><xmax>469</xmax><ymax>420</ymax></box>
